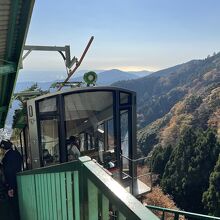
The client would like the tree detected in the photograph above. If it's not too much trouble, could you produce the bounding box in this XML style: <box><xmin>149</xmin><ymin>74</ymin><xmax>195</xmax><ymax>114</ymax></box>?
<box><xmin>151</xmin><ymin>145</ymin><xmax>172</xmax><ymax>177</ymax></box>
<box><xmin>203</xmin><ymin>155</ymin><xmax>220</xmax><ymax>216</ymax></box>
<box><xmin>12</xmin><ymin>84</ymin><xmax>48</xmax><ymax>139</ymax></box>
<box><xmin>161</xmin><ymin>129</ymin><xmax>220</xmax><ymax>212</ymax></box>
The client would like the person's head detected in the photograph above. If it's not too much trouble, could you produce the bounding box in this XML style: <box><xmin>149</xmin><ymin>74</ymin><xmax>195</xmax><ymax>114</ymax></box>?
<box><xmin>69</xmin><ymin>136</ymin><xmax>77</xmax><ymax>144</ymax></box>
<box><xmin>0</xmin><ymin>139</ymin><xmax>13</xmax><ymax>152</ymax></box>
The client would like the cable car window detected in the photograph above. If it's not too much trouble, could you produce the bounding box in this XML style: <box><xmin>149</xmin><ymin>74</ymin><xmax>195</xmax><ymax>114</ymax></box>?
<box><xmin>120</xmin><ymin>110</ymin><xmax>130</xmax><ymax>178</ymax></box>
<box><xmin>79</xmin><ymin>132</ymin><xmax>94</xmax><ymax>152</ymax></box>
<box><xmin>64</xmin><ymin>91</ymin><xmax>115</xmax><ymax>163</ymax></box>
<box><xmin>88</xmin><ymin>133</ymin><xmax>95</xmax><ymax>150</ymax></box>
<box><xmin>120</xmin><ymin>92</ymin><xmax>129</xmax><ymax>105</ymax></box>
<box><xmin>97</xmin><ymin>123</ymin><xmax>104</xmax><ymax>163</ymax></box>
<box><xmin>107</xmin><ymin>119</ymin><xmax>114</xmax><ymax>151</ymax></box>
<box><xmin>79</xmin><ymin>133</ymin><xmax>85</xmax><ymax>151</ymax></box>
<box><xmin>40</xmin><ymin>118</ymin><xmax>59</xmax><ymax>166</ymax></box>
<box><xmin>39</xmin><ymin>97</ymin><xmax>57</xmax><ymax>113</ymax></box>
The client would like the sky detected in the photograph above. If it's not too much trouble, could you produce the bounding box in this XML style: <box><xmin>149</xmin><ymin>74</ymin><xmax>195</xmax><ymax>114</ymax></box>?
<box><xmin>19</xmin><ymin>0</ymin><xmax>220</xmax><ymax>80</ymax></box>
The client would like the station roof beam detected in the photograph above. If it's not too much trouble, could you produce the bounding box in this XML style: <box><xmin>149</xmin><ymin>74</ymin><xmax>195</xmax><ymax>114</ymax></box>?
<box><xmin>0</xmin><ymin>0</ymin><xmax>35</xmax><ymax>128</ymax></box>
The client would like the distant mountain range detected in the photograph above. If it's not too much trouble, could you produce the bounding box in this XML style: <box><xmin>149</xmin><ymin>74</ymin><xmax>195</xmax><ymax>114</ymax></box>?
<box><xmin>17</xmin><ymin>69</ymin><xmax>152</xmax><ymax>84</ymax></box>
<box><xmin>73</xmin><ymin>69</ymin><xmax>152</xmax><ymax>85</ymax></box>
<box><xmin>14</xmin><ymin>69</ymin><xmax>152</xmax><ymax>92</ymax></box>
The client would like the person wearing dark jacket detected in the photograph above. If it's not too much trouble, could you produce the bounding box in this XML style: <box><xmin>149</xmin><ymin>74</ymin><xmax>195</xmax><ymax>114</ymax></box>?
<box><xmin>0</xmin><ymin>139</ymin><xmax>22</xmax><ymax>220</ymax></box>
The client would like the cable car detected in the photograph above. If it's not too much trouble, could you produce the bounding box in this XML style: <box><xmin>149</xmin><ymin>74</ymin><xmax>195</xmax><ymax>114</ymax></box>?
<box><xmin>21</xmin><ymin>86</ymin><xmax>151</xmax><ymax>197</ymax></box>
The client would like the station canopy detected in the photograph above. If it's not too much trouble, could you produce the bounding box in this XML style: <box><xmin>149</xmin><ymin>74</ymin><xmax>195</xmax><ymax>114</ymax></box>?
<box><xmin>0</xmin><ymin>0</ymin><xmax>34</xmax><ymax>128</ymax></box>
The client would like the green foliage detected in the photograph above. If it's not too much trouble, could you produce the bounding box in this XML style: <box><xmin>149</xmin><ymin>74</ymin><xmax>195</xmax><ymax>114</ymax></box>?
<box><xmin>12</xmin><ymin>108</ymin><xmax>26</xmax><ymax>129</ymax></box>
<box><xmin>161</xmin><ymin>129</ymin><xmax>220</xmax><ymax>213</ymax></box>
<box><xmin>203</xmin><ymin>155</ymin><xmax>220</xmax><ymax>216</ymax></box>
<box><xmin>12</xmin><ymin>84</ymin><xmax>47</xmax><ymax>129</ymax></box>
<box><xmin>137</xmin><ymin>113</ymin><xmax>172</xmax><ymax>156</ymax></box>
<box><xmin>139</xmin><ymin>133</ymin><xmax>158</xmax><ymax>156</ymax></box>
<box><xmin>151</xmin><ymin>145</ymin><xmax>172</xmax><ymax>176</ymax></box>
<box><xmin>184</xmin><ymin>95</ymin><xmax>203</xmax><ymax>113</ymax></box>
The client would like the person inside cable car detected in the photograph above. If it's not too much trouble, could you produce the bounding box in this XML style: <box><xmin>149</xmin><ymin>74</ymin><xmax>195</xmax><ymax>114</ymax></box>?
<box><xmin>67</xmin><ymin>136</ymin><xmax>81</xmax><ymax>161</ymax></box>
<box><xmin>42</xmin><ymin>149</ymin><xmax>53</xmax><ymax>165</ymax></box>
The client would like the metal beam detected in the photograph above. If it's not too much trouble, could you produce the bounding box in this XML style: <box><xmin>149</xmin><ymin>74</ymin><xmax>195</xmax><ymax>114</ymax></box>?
<box><xmin>0</xmin><ymin>0</ymin><xmax>35</xmax><ymax>128</ymax></box>
<box><xmin>24</xmin><ymin>45</ymin><xmax>67</xmax><ymax>52</ymax></box>
<box><xmin>0</xmin><ymin>63</ymin><xmax>16</xmax><ymax>75</ymax></box>
<box><xmin>23</xmin><ymin>45</ymin><xmax>77</xmax><ymax>69</ymax></box>
<box><xmin>5</xmin><ymin>0</ymin><xmax>20</xmax><ymax>60</ymax></box>
<box><xmin>58</xmin><ymin>36</ymin><xmax>94</xmax><ymax>90</ymax></box>
<box><xmin>22</xmin><ymin>49</ymin><xmax>32</xmax><ymax>61</ymax></box>
<box><xmin>14</xmin><ymin>91</ymin><xmax>44</xmax><ymax>97</ymax></box>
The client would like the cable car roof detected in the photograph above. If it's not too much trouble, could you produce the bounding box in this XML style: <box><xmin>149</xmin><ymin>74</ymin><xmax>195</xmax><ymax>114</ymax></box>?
<box><xmin>28</xmin><ymin>86</ymin><xmax>136</xmax><ymax>102</ymax></box>
<box><xmin>0</xmin><ymin>0</ymin><xmax>35</xmax><ymax>128</ymax></box>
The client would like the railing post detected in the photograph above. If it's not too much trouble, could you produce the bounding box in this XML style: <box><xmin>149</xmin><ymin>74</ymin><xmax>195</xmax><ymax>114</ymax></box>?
<box><xmin>73</xmin><ymin>171</ymin><xmax>80</xmax><ymax>220</ymax></box>
<box><xmin>101</xmin><ymin>194</ymin><xmax>109</xmax><ymax>220</ymax></box>
<box><xmin>88</xmin><ymin>179</ymin><xmax>98</xmax><ymax>220</ymax></box>
<box><xmin>161</xmin><ymin>211</ymin><xmax>165</xmax><ymax>220</ymax></box>
<box><xmin>174</xmin><ymin>213</ymin><xmax>179</xmax><ymax>220</ymax></box>
<box><xmin>79</xmin><ymin>157</ymin><xmax>92</xmax><ymax>220</ymax></box>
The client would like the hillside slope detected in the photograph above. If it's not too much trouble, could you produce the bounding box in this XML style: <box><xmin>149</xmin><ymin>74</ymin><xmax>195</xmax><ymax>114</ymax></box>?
<box><xmin>125</xmin><ymin>53</ymin><xmax>220</xmax><ymax>214</ymax></box>
<box><xmin>113</xmin><ymin>53</ymin><xmax>220</xmax><ymax>129</ymax></box>
<box><xmin>138</xmin><ymin>85</ymin><xmax>220</xmax><ymax>155</ymax></box>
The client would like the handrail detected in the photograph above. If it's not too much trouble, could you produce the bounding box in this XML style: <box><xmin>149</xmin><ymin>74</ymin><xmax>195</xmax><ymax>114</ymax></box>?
<box><xmin>146</xmin><ymin>205</ymin><xmax>220</xmax><ymax>220</ymax></box>
<box><xmin>121</xmin><ymin>154</ymin><xmax>153</xmax><ymax>194</ymax></box>
<box><xmin>121</xmin><ymin>154</ymin><xmax>151</xmax><ymax>162</ymax></box>
<box><xmin>17</xmin><ymin>156</ymin><xmax>159</xmax><ymax>220</ymax></box>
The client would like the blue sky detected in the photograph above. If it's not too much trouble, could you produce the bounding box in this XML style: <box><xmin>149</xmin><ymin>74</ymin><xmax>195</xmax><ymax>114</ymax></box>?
<box><xmin>21</xmin><ymin>0</ymin><xmax>220</xmax><ymax>76</ymax></box>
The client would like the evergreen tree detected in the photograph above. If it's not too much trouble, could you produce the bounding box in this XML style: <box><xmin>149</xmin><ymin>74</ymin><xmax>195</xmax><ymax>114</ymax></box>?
<box><xmin>203</xmin><ymin>155</ymin><xmax>220</xmax><ymax>216</ymax></box>
<box><xmin>161</xmin><ymin>129</ymin><xmax>220</xmax><ymax>212</ymax></box>
<box><xmin>151</xmin><ymin>145</ymin><xmax>172</xmax><ymax>176</ymax></box>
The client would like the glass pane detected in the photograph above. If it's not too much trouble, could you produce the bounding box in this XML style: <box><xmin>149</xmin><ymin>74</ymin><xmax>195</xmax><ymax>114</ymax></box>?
<box><xmin>121</xmin><ymin>110</ymin><xmax>130</xmax><ymax>177</ymax></box>
<box><xmin>39</xmin><ymin>97</ymin><xmax>57</xmax><ymax>113</ymax></box>
<box><xmin>97</xmin><ymin>124</ymin><xmax>104</xmax><ymax>163</ymax></box>
<box><xmin>120</xmin><ymin>92</ymin><xmax>129</xmax><ymax>104</ymax></box>
<box><xmin>107</xmin><ymin>119</ymin><xmax>114</xmax><ymax>151</ymax></box>
<box><xmin>40</xmin><ymin>118</ymin><xmax>59</xmax><ymax>166</ymax></box>
<box><xmin>79</xmin><ymin>133</ymin><xmax>85</xmax><ymax>151</ymax></box>
<box><xmin>64</xmin><ymin>91</ymin><xmax>116</xmax><ymax>165</ymax></box>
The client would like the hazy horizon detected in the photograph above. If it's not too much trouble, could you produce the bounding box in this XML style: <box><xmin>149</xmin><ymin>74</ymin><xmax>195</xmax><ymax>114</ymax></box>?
<box><xmin>17</xmin><ymin>68</ymin><xmax>153</xmax><ymax>82</ymax></box>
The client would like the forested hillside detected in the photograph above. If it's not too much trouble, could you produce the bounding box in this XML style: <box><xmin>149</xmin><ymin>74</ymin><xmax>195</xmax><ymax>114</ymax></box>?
<box><xmin>114</xmin><ymin>53</ymin><xmax>220</xmax><ymax>214</ymax></box>
<box><xmin>113</xmin><ymin>53</ymin><xmax>220</xmax><ymax>129</ymax></box>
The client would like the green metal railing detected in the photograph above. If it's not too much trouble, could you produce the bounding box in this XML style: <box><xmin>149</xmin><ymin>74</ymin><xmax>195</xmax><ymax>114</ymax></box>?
<box><xmin>146</xmin><ymin>205</ymin><xmax>220</xmax><ymax>220</ymax></box>
<box><xmin>17</xmin><ymin>156</ymin><xmax>158</xmax><ymax>220</ymax></box>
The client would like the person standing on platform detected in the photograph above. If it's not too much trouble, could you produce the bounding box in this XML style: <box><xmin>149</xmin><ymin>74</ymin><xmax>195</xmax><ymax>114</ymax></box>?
<box><xmin>0</xmin><ymin>139</ymin><xmax>22</xmax><ymax>220</ymax></box>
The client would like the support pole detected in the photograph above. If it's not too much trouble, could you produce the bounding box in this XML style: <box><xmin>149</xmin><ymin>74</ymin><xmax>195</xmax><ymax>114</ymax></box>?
<box><xmin>57</xmin><ymin>36</ymin><xmax>94</xmax><ymax>91</ymax></box>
